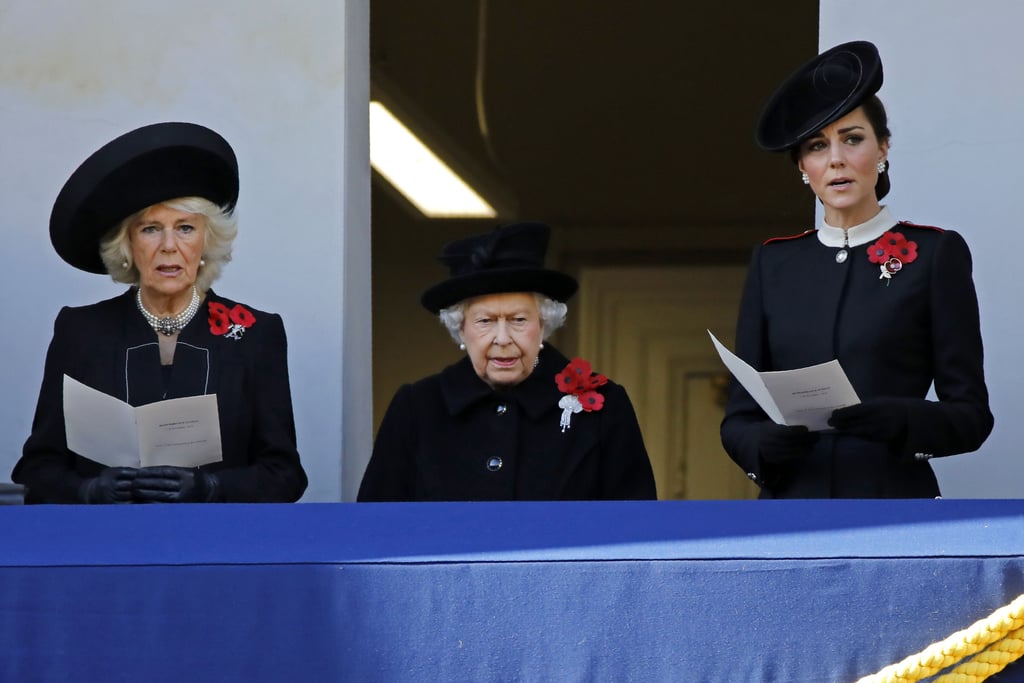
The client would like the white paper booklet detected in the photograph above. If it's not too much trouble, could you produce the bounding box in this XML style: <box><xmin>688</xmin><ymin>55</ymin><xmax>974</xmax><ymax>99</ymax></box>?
<box><xmin>708</xmin><ymin>331</ymin><xmax>860</xmax><ymax>431</ymax></box>
<box><xmin>63</xmin><ymin>374</ymin><xmax>223</xmax><ymax>468</ymax></box>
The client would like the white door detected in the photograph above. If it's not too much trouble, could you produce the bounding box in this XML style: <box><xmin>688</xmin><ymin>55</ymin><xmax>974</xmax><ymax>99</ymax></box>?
<box><xmin>575</xmin><ymin>265</ymin><xmax>757</xmax><ymax>500</ymax></box>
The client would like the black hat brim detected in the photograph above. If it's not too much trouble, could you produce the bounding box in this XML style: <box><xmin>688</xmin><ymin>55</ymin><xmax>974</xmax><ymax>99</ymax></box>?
<box><xmin>50</xmin><ymin>122</ymin><xmax>239</xmax><ymax>274</ymax></box>
<box><xmin>420</xmin><ymin>267</ymin><xmax>578</xmax><ymax>314</ymax></box>
<box><xmin>756</xmin><ymin>41</ymin><xmax>883</xmax><ymax>152</ymax></box>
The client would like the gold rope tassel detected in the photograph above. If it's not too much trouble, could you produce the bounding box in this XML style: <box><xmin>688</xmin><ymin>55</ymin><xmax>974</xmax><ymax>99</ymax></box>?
<box><xmin>857</xmin><ymin>594</ymin><xmax>1024</xmax><ymax>683</ymax></box>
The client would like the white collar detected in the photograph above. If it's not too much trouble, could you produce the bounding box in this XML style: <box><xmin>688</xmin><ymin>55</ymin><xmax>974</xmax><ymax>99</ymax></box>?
<box><xmin>817</xmin><ymin>206</ymin><xmax>895</xmax><ymax>248</ymax></box>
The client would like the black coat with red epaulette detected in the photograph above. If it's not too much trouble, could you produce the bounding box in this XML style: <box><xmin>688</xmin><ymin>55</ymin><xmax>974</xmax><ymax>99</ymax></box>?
<box><xmin>357</xmin><ymin>345</ymin><xmax>657</xmax><ymax>501</ymax></box>
<box><xmin>12</xmin><ymin>289</ymin><xmax>308</xmax><ymax>503</ymax></box>
<box><xmin>720</xmin><ymin>221</ymin><xmax>993</xmax><ymax>498</ymax></box>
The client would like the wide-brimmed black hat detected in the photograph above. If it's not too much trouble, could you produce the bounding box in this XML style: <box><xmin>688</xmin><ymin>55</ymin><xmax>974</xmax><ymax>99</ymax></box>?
<box><xmin>50</xmin><ymin>122</ymin><xmax>239</xmax><ymax>274</ymax></box>
<box><xmin>420</xmin><ymin>222</ymin><xmax>578</xmax><ymax>313</ymax></box>
<box><xmin>756</xmin><ymin>41</ymin><xmax>883</xmax><ymax>152</ymax></box>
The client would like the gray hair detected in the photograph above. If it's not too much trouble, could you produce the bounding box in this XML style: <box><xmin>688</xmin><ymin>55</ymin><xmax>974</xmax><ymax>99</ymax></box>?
<box><xmin>98</xmin><ymin>196</ymin><xmax>238</xmax><ymax>294</ymax></box>
<box><xmin>438</xmin><ymin>293</ymin><xmax>567</xmax><ymax>344</ymax></box>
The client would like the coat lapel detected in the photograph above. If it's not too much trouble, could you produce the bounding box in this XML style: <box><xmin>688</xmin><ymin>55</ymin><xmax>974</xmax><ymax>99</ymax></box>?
<box><xmin>508</xmin><ymin>348</ymin><xmax>565</xmax><ymax>420</ymax></box>
<box><xmin>121</xmin><ymin>290</ymin><xmax>164</xmax><ymax>406</ymax></box>
<box><xmin>439</xmin><ymin>357</ymin><xmax>489</xmax><ymax>415</ymax></box>
<box><xmin>124</xmin><ymin>289</ymin><xmax>217</xmax><ymax>405</ymax></box>
<box><xmin>163</xmin><ymin>343</ymin><xmax>212</xmax><ymax>399</ymax></box>
<box><xmin>171</xmin><ymin>292</ymin><xmax>218</xmax><ymax>399</ymax></box>
<box><xmin>439</xmin><ymin>349</ymin><xmax>567</xmax><ymax>420</ymax></box>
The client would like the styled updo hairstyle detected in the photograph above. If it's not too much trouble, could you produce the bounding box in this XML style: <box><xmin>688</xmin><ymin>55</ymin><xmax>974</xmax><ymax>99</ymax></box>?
<box><xmin>789</xmin><ymin>94</ymin><xmax>892</xmax><ymax>201</ymax></box>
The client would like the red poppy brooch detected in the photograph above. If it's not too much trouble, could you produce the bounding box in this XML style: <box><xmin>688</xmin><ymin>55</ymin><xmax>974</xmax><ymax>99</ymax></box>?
<box><xmin>867</xmin><ymin>231</ymin><xmax>918</xmax><ymax>284</ymax></box>
<box><xmin>554</xmin><ymin>357</ymin><xmax>608</xmax><ymax>432</ymax></box>
<box><xmin>208</xmin><ymin>302</ymin><xmax>256</xmax><ymax>340</ymax></box>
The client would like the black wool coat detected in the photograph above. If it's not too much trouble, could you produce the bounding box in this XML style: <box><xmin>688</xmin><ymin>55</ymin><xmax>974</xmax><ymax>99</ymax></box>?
<box><xmin>721</xmin><ymin>219</ymin><xmax>993</xmax><ymax>498</ymax></box>
<box><xmin>13</xmin><ymin>289</ymin><xmax>308</xmax><ymax>503</ymax></box>
<box><xmin>357</xmin><ymin>345</ymin><xmax>657</xmax><ymax>501</ymax></box>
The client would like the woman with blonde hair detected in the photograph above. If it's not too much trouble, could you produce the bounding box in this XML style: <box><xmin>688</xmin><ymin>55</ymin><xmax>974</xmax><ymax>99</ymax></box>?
<box><xmin>13</xmin><ymin>122</ymin><xmax>307</xmax><ymax>503</ymax></box>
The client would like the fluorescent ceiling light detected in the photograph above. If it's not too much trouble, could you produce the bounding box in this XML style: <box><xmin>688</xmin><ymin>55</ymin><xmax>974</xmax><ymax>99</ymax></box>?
<box><xmin>369</xmin><ymin>101</ymin><xmax>497</xmax><ymax>219</ymax></box>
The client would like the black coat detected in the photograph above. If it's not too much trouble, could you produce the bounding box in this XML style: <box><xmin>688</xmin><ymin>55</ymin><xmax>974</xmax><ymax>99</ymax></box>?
<box><xmin>721</xmin><ymin>219</ymin><xmax>993</xmax><ymax>498</ymax></box>
<box><xmin>12</xmin><ymin>289</ymin><xmax>308</xmax><ymax>503</ymax></box>
<box><xmin>357</xmin><ymin>345</ymin><xmax>657</xmax><ymax>501</ymax></box>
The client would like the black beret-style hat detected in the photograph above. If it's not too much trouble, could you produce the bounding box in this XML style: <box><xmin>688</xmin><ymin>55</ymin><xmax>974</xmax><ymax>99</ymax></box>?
<box><xmin>755</xmin><ymin>41</ymin><xmax>883</xmax><ymax>152</ymax></box>
<box><xmin>420</xmin><ymin>222</ymin><xmax>579</xmax><ymax>314</ymax></box>
<box><xmin>50</xmin><ymin>122</ymin><xmax>239</xmax><ymax>274</ymax></box>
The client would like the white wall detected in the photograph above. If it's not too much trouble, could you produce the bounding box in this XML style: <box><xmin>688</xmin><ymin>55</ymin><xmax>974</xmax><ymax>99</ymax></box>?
<box><xmin>820</xmin><ymin>1</ymin><xmax>1021</xmax><ymax>496</ymax></box>
<box><xmin>0</xmin><ymin>0</ymin><xmax>371</xmax><ymax>501</ymax></box>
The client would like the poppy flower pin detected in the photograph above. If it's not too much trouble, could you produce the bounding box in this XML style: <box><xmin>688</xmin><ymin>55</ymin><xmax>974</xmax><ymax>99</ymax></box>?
<box><xmin>867</xmin><ymin>231</ymin><xmax>918</xmax><ymax>285</ymax></box>
<box><xmin>208</xmin><ymin>301</ymin><xmax>256</xmax><ymax>340</ymax></box>
<box><xmin>554</xmin><ymin>357</ymin><xmax>608</xmax><ymax>432</ymax></box>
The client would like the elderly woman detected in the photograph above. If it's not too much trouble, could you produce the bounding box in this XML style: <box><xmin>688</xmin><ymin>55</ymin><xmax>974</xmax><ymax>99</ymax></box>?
<box><xmin>358</xmin><ymin>222</ymin><xmax>656</xmax><ymax>501</ymax></box>
<box><xmin>720</xmin><ymin>41</ymin><xmax>993</xmax><ymax>498</ymax></box>
<box><xmin>12</xmin><ymin>122</ymin><xmax>307</xmax><ymax>503</ymax></box>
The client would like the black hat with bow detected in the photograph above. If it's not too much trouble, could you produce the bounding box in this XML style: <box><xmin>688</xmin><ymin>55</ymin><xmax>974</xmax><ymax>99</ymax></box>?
<box><xmin>420</xmin><ymin>222</ymin><xmax>579</xmax><ymax>313</ymax></box>
<box><xmin>50</xmin><ymin>121</ymin><xmax>239</xmax><ymax>274</ymax></box>
<box><xmin>755</xmin><ymin>40</ymin><xmax>883</xmax><ymax>152</ymax></box>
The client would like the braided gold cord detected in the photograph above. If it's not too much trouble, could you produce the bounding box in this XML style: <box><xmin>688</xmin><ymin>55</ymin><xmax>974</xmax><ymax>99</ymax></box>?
<box><xmin>933</xmin><ymin>625</ymin><xmax>1024</xmax><ymax>683</ymax></box>
<box><xmin>856</xmin><ymin>594</ymin><xmax>1024</xmax><ymax>683</ymax></box>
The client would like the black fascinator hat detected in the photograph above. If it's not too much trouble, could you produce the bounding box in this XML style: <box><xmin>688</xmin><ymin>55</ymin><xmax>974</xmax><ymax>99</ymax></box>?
<box><xmin>420</xmin><ymin>222</ymin><xmax>579</xmax><ymax>314</ymax></box>
<box><xmin>755</xmin><ymin>41</ymin><xmax>883</xmax><ymax>152</ymax></box>
<box><xmin>50</xmin><ymin>122</ymin><xmax>239</xmax><ymax>274</ymax></box>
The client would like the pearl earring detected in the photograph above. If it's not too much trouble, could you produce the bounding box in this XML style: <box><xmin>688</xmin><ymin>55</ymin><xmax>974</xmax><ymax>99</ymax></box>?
<box><xmin>539</xmin><ymin>342</ymin><xmax>544</xmax><ymax>350</ymax></box>
<box><xmin>800</xmin><ymin>172</ymin><xmax>810</xmax><ymax>185</ymax></box>
<box><xmin>200</xmin><ymin>259</ymin><xmax>206</xmax><ymax>267</ymax></box>
<box><xmin>121</xmin><ymin>261</ymin><xmax>128</xmax><ymax>268</ymax></box>
<box><xmin>459</xmin><ymin>342</ymin><xmax>466</xmax><ymax>351</ymax></box>
<box><xmin>877</xmin><ymin>160</ymin><xmax>887</xmax><ymax>174</ymax></box>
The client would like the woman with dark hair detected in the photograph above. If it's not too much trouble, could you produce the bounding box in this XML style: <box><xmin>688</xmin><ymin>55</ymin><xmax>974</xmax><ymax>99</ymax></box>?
<box><xmin>720</xmin><ymin>41</ymin><xmax>993</xmax><ymax>498</ymax></box>
<box><xmin>12</xmin><ymin>122</ymin><xmax>307</xmax><ymax>503</ymax></box>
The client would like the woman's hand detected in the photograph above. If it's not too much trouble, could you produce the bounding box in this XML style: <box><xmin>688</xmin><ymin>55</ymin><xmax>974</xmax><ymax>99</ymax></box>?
<box><xmin>132</xmin><ymin>466</ymin><xmax>221</xmax><ymax>503</ymax></box>
<box><xmin>758</xmin><ymin>423</ymin><xmax>819</xmax><ymax>465</ymax></box>
<box><xmin>78</xmin><ymin>467</ymin><xmax>138</xmax><ymax>504</ymax></box>
<box><xmin>828</xmin><ymin>399</ymin><xmax>910</xmax><ymax>444</ymax></box>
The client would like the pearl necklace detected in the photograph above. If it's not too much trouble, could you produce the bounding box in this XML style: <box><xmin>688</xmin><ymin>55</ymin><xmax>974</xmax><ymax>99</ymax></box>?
<box><xmin>136</xmin><ymin>286</ymin><xmax>200</xmax><ymax>336</ymax></box>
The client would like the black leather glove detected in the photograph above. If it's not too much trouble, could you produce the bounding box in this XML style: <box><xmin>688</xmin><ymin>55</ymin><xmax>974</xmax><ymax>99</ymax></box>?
<box><xmin>828</xmin><ymin>398</ymin><xmax>910</xmax><ymax>444</ymax></box>
<box><xmin>78</xmin><ymin>467</ymin><xmax>138</xmax><ymax>504</ymax></box>
<box><xmin>758</xmin><ymin>423</ymin><xmax>819</xmax><ymax>465</ymax></box>
<box><xmin>132</xmin><ymin>466</ymin><xmax>221</xmax><ymax>503</ymax></box>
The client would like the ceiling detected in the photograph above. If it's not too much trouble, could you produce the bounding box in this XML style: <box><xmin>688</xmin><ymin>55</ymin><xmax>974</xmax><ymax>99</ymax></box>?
<box><xmin>369</xmin><ymin>1</ymin><xmax>820</xmax><ymax>234</ymax></box>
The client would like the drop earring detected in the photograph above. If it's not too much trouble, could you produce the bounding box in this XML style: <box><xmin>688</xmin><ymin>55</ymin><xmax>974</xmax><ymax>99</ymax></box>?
<box><xmin>800</xmin><ymin>172</ymin><xmax>810</xmax><ymax>185</ymax></box>
<box><xmin>877</xmin><ymin>160</ymin><xmax>887</xmax><ymax>174</ymax></box>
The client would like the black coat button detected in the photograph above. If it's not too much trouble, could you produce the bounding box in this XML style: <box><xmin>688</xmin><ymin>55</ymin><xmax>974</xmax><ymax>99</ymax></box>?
<box><xmin>486</xmin><ymin>457</ymin><xmax>503</xmax><ymax>471</ymax></box>
<box><xmin>496</xmin><ymin>404</ymin><xmax>507</xmax><ymax>415</ymax></box>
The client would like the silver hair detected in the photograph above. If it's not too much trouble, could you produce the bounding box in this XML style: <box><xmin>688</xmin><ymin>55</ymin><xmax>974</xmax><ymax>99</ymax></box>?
<box><xmin>438</xmin><ymin>293</ymin><xmax>567</xmax><ymax>344</ymax></box>
<box><xmin>98</xmin><ymin>196</ymin><xmax>238</xmax><ymax>294</ymax></box>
